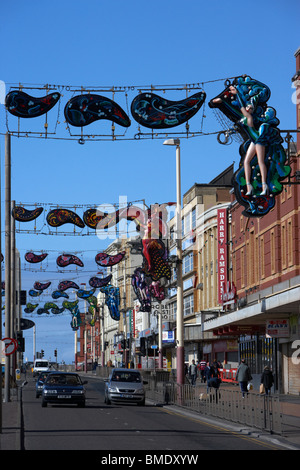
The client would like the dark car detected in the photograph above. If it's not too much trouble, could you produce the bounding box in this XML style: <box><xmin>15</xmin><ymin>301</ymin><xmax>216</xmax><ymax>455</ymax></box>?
<box><xmin>41</xmin><ymin>372</ymin><xmax>87</xmax><ymax>407</ymax></box>
<box><xmin>104</xmin><ymin>368</ymin><xmax>147</xmax><ymax>406</ymax></box>
<box><xmin>35</xmin><ymin>371</ymin><xmax>52</xmax><ymax>398</ymax></box>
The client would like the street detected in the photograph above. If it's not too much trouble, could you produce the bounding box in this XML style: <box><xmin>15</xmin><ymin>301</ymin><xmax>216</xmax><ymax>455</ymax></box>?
<box><xmin>21</xmin><ymin>376</ymin><xmax>286</xmax><ymax>452</ymax></box>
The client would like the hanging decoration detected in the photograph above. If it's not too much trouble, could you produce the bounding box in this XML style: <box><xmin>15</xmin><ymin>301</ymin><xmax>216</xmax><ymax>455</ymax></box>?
<box><xmin>24</xmin><ymin>303</ymin><xmax>38</xmax><ymax>313</ymax></box>
<box><xmin>25</xmin><ymin>252</ymin><xmax>48</xmax><ymax>263</ymax></box>
<box><xmin>62</xmin><ymin>300</ymin><xmax>81</xmax><ymax>330</ymax></box>
<box><xmin>77</xmin><ymin>288</ymin><xmax>96</xmax><ymax>299</ymax></box>
<box><xmin>64</xmin><ymin>94</ymin><xmax>131</xmax><ymax>128</ymax></box>
<box><xmin>131</xmin><ymin>91</ymin><xmax>206</xmax><ymax>129</ymax></box>
<box><xmin>56</xmin><ymin>254</ymin><xmax>84</xmax><ymax>268</ymax></box>
<box><xmin>47</xmin><ymin>208</ymin><xmax>85</xmax><ymax>229</ymax></box>
<box><xmin>34</xmin><ymin>281</ymin><xmax>51</xmax><ymax>291</ymax></box>
<box><xmin>131</xmin><ymin>268</ymin><xmax>151</xmax><ymax>312</ymax></box>
<box><xmin>5</xmin><ymin>90</ymin><xmax>60</xmax><ymax>118</ymax></box>
<box><xmin>100</xmin><ymin>285</ymin><xmax>120</xmax><ymax>321</ymax></box>
<box><xmin>142</xmin><ymin>239</ymin><xmax>171</xmax><ymax>281</ymax></box>
<box><xmin>86</xmin><ymin>295</ymin><xmax>98</xmax><ymax>326</ymax></box>
<box><xmin>58</xmin><ymin>280</ymin><xmax>80</xmax><ymax>291</ymax></box>
<box><xmin>13</xmin><ymin>206</ymin><xmax>43</xmax><ymax>222</ymax></box>
<box><xmin>89</xmin><ymin>274</ymin><xmax>112</xmax><ymax>288</ymax></box>
<box><xmin>95</xmin><ymin>251</ymin><xmax>125</xmax><ymax>267</ymax></box>
<box><xmin>149</xmin><ymin>280</ymin><xmax>165</xmax><ymax>302</ymax></box>
<box><xmin>208</xmin><ymin>75</ymin><xmax>291</xmax><ymax>217</ymax></box>
<box><xmin>29</xmin><ymin>289</ymin><xmax>43</xmax><ymax>298</ymax></box>
<box><xmin>52</xmin><ymin>290</ymin><xmax>69</xmax><ymax>299</ymax></box>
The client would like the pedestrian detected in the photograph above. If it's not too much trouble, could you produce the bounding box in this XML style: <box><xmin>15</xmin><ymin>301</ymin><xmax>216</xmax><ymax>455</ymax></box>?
<box><xmin>189</xmin><ymin>359</ymin><xmax>197</xmax><ymax>386</ymax></box>
<box><xmin>199</xmin><ymin>358</ymin><xmax>206</xmax><ymax>383</ymax></box>
<box><xmin>236</xmin><ymin>359</ymin><xmax>252</xmax><ymax>397</ymax></box>
<box><xmin>205</xmin><ymin>362</ymin><xmax>213</xmax><ymax>392</ymax></box>
<box><xmin>261</xmin><ymin>365</ymin><xmax>274</xmax><ymax>395</ymax></box>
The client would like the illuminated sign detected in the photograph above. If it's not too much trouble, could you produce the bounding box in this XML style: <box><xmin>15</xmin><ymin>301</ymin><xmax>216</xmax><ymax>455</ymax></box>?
<box><xmin>217</xmin><ymin>208</ymin><xmax>228</xmax><ymax>304</ymax></box>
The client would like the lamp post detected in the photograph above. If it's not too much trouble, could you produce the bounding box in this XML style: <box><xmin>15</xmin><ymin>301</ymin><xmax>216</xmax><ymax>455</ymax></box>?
<box><xmin>163</xmin><ymin>138</ymin><xmax>184</xmax><ymax>386</ymax></box>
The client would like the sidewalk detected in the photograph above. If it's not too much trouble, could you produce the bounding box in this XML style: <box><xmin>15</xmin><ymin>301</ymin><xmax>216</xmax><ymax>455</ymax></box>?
<box><xmin>1</xmin><ymin>379</ymin><xmax>299</xmax><ymax>450</ymax></box>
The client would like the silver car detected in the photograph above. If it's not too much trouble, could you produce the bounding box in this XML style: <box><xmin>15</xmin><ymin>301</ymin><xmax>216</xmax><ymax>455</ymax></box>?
<box><xmin>104</xmin><ymin>368</ymin><xmax>147</xmax><ymax>406</ymax></box>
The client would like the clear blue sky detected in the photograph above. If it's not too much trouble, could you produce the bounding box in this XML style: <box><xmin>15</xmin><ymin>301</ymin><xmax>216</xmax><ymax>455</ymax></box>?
<box><xmin>0</xmin><ymin>0</ymin><xmax>299</xmax><ymax>363</ymax></box>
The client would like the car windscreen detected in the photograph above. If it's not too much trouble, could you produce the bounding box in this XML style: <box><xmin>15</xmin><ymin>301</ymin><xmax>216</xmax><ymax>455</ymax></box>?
<box><xmin>45</xmin><ymin>374</ymin><xmax>81</xmax><ymax>385</ymax></box>
<box><xmin>35</xmin><ymin>362</ymin><xmax>49</xmax><ymax>367</ymax></box>
<box><xmin>111</xmin><ymin>372</ymin><xmax>141</xmax><ymax>383</ymax></box>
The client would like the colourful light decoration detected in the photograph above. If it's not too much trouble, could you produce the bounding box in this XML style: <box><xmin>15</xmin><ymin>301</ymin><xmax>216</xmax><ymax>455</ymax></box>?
<box><xmin>131</xmin><ymin>91</ymin><xmax>206</xmax><ymax>129</ymax></box>
<box><xmin>64</xmin><ymin>94</ymin><xmax>131</xmax><ymax>128</ymax></box>
<box><xmin>131</xmin><ymin>268</ymin><xmax>151</xmax><ymax>312</ymax></box>
<box><xmin>25</xmin><ymin>252</ymin><xmax>48</xmax><ymax>263</ymax></box>
<box><xmin>142</xmin><ymin>239</ymin><xmax>171</xmax><ymax>281</ymax></box>
<box><xmin>5</xmin><ymin>90</ymin><xmax>60</xmax><ymax>118</ymax></box>
<box><xmin>13</xmin><ymin>206</ymin><xmax>43</xmax><ymax>222</ymax></box>
<box><xmin>208</xmin><ymin>75</ymin><xmax>291</xmax><ymax>217</ymax></box>
<box><xmin>46</xmin><ymin>209</ymin><xmax>85</xmax><ymax>228</ymax></box>
<box><xmin>58</xmin><ymin>280</ymin><xmax>80</xmax><ymax>291</ymax></box>
<box><xmin>56</xmin><ymin>254</ymin><xmax>84</xmax><ymax>268</ymax></box>
<box><xmin>34</xmin><ymin>281</ymin><xmax>51</xmax><ymax>291</ymax></box>
<box><xmin>100</xmin><ymin>285</ymin><xmax>120</xmax><ymax>321</ymax></box>
<box><xmin>88</xmin><ymin>274</ymin><xmax>112</xmax><ymax>288</ymax></box>
<box><xmin>95</xmin><ymin>251</ymin><xmax>125</xmax><ymax>267</ymax></box>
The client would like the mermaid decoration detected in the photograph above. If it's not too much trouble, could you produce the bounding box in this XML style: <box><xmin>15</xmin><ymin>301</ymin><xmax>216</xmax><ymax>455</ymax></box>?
<box><xmin>209</xmin><ymin>76</ymin><xmax>290</xmax><ymax>217</ymax></box>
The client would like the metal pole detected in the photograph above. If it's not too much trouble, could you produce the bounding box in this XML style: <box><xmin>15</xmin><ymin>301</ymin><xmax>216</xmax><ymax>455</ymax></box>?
<box><xmin>0</xmin><ymin>133</ymin><xmax>2</xmax><ymax>432</ymax></box>
<box><xmin>175</xmin><ymin>142</ymin><xmax>184</xmax><ymax>386</ymax></box>
<box><xmin>158</xmin><ymin>302</ymin><xmax>163</xmax><ymax>369</ymax></box>
<box><xmin>4</xmin><ymin>133</ymin><xmax>11</xmax><ymax>402</ymax></box>
<box><xmin>10</xmin><ymin>200</ymin><xmax>15</xmax><ymax>379</ymax></box>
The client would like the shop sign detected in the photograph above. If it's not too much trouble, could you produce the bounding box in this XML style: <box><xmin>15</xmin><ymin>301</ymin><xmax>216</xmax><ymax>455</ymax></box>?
<box><xmin>217</xmin><ymin>208</ymin><xmax>228</xmax><ymax>304</ymax></box>
<box><xmin>266</xmin><ymin>319</ymin><xmax>289</xmax><ymax>338</ymax></box>
<box><xmin>221</xmin><ymin>281</ymin><xmax>237</xmax><ymax>306</ymax></box>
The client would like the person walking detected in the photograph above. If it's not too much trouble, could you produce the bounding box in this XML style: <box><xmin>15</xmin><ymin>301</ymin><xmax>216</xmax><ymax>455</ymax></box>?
<box><xmin>236</xmin><ymin>359</ymin><xmax>252</xmax><ymax>397</ymax></box>
<box><xmin>261</xmin><ymin>365</ymin><xmax>274</xmax><ymax>395</ymax></box>
<box><xmin>199</xmin><ymin>358</ymin><xmax>207</xmax><ymax>383</ymax></box>
<box><xmin>189</xmin><ymin>359</ymin><xmax>197</xmax><ymax>386</ymax></box>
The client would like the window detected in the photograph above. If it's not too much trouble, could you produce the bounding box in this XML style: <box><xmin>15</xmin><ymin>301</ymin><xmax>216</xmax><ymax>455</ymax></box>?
<box><xmin>183</xmin><ymin>294</ymin><xmax>194</xmax><ymax>317</ymax></box>
<box><xmin>191</xmin><ymin>207</ymin><xmax>196</xmax><ymax>229</ymax></box>
<box><xmin>183</xmin><ymin>252</ymin><xmax>193</xmax><ymax>275</ymax></box>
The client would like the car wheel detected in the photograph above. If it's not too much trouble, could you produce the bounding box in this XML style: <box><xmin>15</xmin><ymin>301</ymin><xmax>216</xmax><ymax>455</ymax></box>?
<box><xmin>78</xmin><ymin>401</ymin><xmax>85</xmax><ymax>408</ymax></box>
<box><xmin>41</xmin><ymin>399</ymin><xmax>47</xmax><ymax>407</ymax></box>
<box><xmin>137</xmin><ymin>399</ymin><xmax>145</xmax><ymax>406</ymax></box>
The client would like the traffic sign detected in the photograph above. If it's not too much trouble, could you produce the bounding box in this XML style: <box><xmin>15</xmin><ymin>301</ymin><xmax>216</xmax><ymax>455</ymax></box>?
<box><xmin>2</xmin><ymin>337</ymin><xmax>18</xmax><ymax>356</ymax></box>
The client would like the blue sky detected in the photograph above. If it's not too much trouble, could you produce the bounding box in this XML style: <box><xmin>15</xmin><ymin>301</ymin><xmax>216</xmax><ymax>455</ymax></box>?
<box><xmin>0</xmin><ymin>0</ymin><xmax>299</xmax><ymax>363</ymax></box>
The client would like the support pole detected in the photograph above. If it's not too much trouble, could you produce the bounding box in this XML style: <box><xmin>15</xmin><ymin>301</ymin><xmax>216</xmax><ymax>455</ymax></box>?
<box><xmin>4</xmin><ymin>133</ymin><xmax>11</xmax><ymax>403</ymax></box>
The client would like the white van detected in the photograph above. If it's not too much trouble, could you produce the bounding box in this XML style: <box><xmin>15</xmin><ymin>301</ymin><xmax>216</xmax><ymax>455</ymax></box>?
<box><xmin>33</xmin><ymin>359</ymin><xmax>50</xmax><ymax>377</ymax></box>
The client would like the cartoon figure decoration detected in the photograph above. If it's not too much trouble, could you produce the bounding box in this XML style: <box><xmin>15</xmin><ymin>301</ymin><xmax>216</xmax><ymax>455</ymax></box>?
<box><xmin>131</xmin><ymin>268</ymin><xmax>151</xmax><ymax>312</ymax></box>
<box><xmin>56</xmin><ymin>254</ymin><xmax>84</xmax><ymax>268</ymax></box>
<box><xmin>131</xmin><ymin>91</ymin><xmax>206</xmax><ymax>129</ymax></box>
<box><xmin>25</xmin><ymin>252</ymin><xmax>48</xmax><ymax>264</ymax></box>
<box><xmin>62</xmin><ymin>300</ymin><xmax>82</xmax><ymax>330</ymax></box>
<box><xmin>5</xmin><ymin>90</ymin><xmax>60</xmax><ymax>118</ymax></box>
<box><xmin>209</xmin><ymin>75</ymin><xmax>290</xmax><ymax>217</ymax></box>
<box><xmin>142</xmin><ymin>238</ymin><xmax>171</xmax><ymax>281</ymax></box>
<box><xmin>47</xmin><ymin>209</ymin><xmax>85</xmax><ymax>229</ymax></box>
<box><xmin>95</xmin><ymin>251</ymin><xmax>125</xmax><ymax>267</ymax></box>
<box><xmin>13</xmin><ymin>206</ymin><xmax>43</xmax><ymax>222</ymax></box>
<box><xmin>64</xmin><ymin>94</ymin><xmax>131</xmax><ymax>128</ymax></box>
<box><xmin>149</xmin><ymin>280</ymin><xmax>165</xmax><ymax>302</ymax></box>
<box><xmin>100</xmin><ymin>285</ymin><xmax>120</xmax><ymax>321</ymax></box>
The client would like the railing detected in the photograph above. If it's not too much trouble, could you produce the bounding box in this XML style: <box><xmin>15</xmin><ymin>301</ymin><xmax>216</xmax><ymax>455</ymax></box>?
<box><xmin>145</xmin><ymin>379</ymin><xmax>282</xmax><ymax>435</ymax></box>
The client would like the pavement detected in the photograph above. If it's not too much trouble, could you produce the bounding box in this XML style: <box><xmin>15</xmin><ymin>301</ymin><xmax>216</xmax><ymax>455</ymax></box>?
<box><xmin>1</xmin><ymin>376</ymin><xmax>300</xmax><ymax>451</ymax></box>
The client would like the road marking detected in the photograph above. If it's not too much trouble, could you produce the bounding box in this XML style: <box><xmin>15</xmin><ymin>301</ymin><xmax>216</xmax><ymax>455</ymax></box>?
<box><xmin>162</xmin><ymin>408</ymin><xmax>284</xmax><ymax>450</ymax></box>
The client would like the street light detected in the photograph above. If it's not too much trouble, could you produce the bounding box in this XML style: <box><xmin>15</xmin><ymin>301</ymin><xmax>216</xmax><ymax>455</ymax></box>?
<box><xmin>163</xmin><ymin>138</ymin><xmax>184</xmax><ymax>386</ymax></box>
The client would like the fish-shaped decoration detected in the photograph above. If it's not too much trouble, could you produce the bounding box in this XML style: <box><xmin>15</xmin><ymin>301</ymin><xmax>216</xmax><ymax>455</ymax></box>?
<box><xmin>56</xmin><ymin>254</ymin><xmax>84</xmax><ymax>268</ymax></box>
<box><xmin>25</xmin><ymin>252</ymin><xmax>48</xmax><ymax>264</ymax></box>
<box><xmin>58</xmin><ymin>280</ymin><xmax>80</xmax><ymax>291</ymax></box>
<box><xmin>24</xmin><ymin>303</ymin><xmax>38</xmax><ymax>313</ymax></box>
<box><xmin>47</xmin><ymin>209</ymin><xmax>85</xmax><ymax>229</ymax></box>
<box><xmin>5</xmin><ymin>90</ymin><xmax>61</xmax><ymax>118</ymax></box>
<box><xmin>34</xmin><ymin>281</ymin><xmax>51</xmax><ymax>291</ymax></box>
<box><xmin>29</xmin><ymin>289</ymin><xmax>43</xmax><ymax>297</ymax></box>
<box><xmin>131</xmin><ymin>91</ymin><xmax>206</xmax><ymax>129</ymax></box>
<box><xmin>95</xmin><ymin>251</ymin><xmax>125</xmax><ymax>267</ymax></box>
<box><xmin>64</xmin><ymin>94</ymin><xmax>131</xmax><ymax>128</ymax></box>
<box><xmin>52</xmin><ymin>290</ymin><xmax>69</xmax><ymax>300</ymax></box>
<box><xmin>77</xmin><ymin>288</ymin><xmax>96</xmax><ymax>299</ymax></box>
<box><xmin>12</xmin><ymin>206</ymin><xmax>43</xmax><ymax>222</ymax></box>
<box><xmin>89</xmin><ymin>274</ymin><xmax>112</xmax><ymax>288</ymax></box>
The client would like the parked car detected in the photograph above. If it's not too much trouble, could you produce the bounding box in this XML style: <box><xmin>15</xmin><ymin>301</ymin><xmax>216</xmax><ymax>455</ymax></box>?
<box><xmin>41</xmin><ymin>372</ymin><xmax>87</xmax><ymax>407</ymax></box>
<box><xmin>104</xmin><ymin>368</ymin><xmax>147</xmax><ymax>406</ymax></box>
<box><xmin>35</xmin><ymin>371</ymin><xmax>52</xmax><ymax>398</ymax></box>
